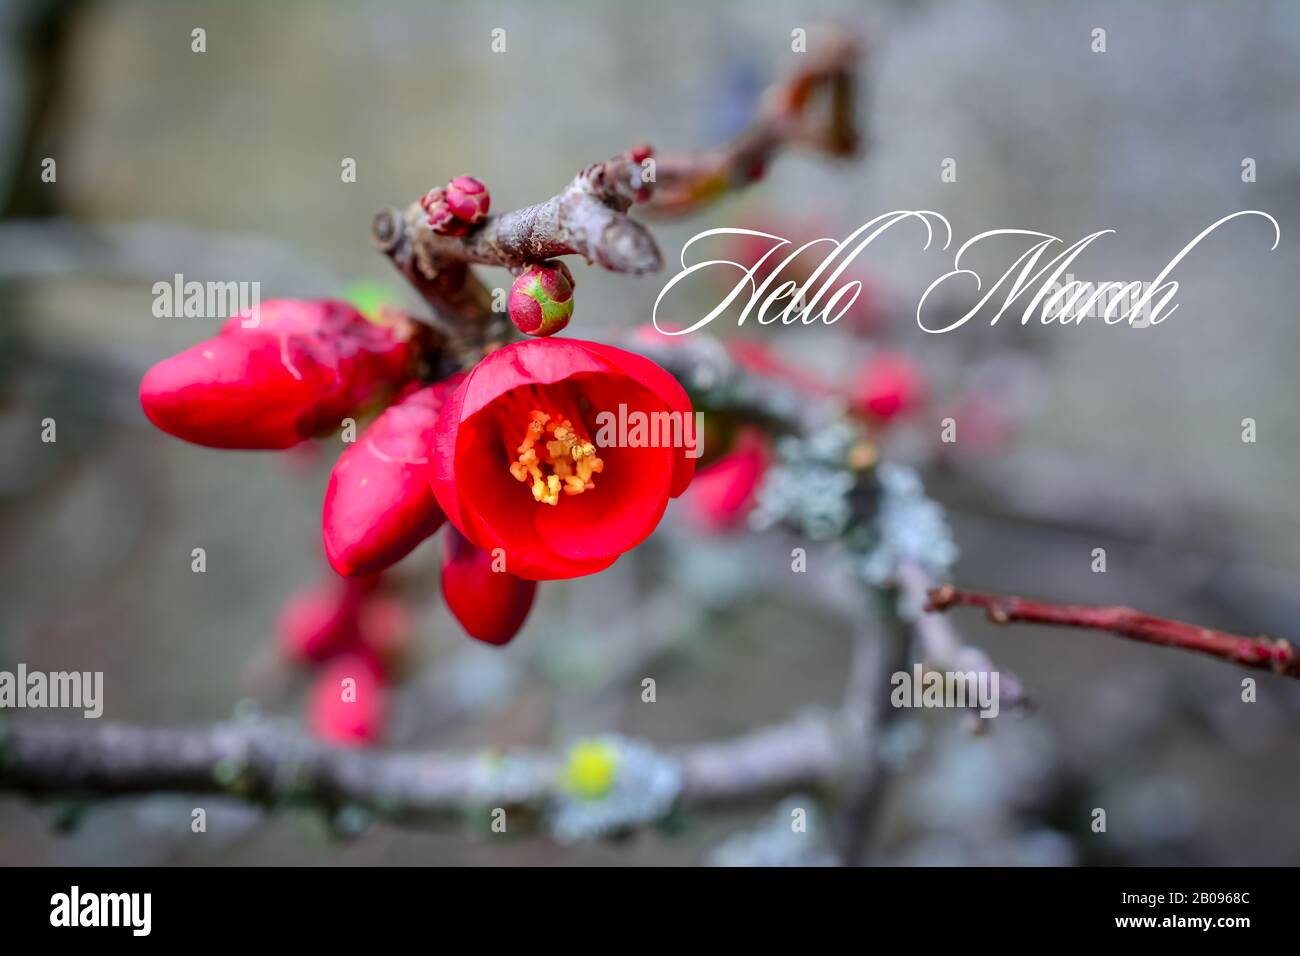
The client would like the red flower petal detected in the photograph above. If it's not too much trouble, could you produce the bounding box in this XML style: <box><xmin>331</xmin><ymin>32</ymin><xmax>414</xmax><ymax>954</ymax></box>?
<box><xmin>440</xmin><ymin>527</ymin><xmax>537</xmax><ymax>645</ymax></box>
<box><xmin>575</xmin><ymin>340</ymin><xmax>697</xmax><ymax>497</ymax></box>
<box><xmin>322</xmin><ymin>376</ymin><xmax>462</xmax><ymax>577</ymax></box>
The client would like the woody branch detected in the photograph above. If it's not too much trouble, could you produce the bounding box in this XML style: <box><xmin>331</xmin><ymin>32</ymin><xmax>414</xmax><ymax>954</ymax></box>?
<box><xmin>0</xmin><ymin>712</ymin><xmax>844</xmax><ymax>820</ymax></box>
<box><xmin>926</xmin><ymin>586</ymin><xmax>1300</xmax><ymax>678</ymax></box>
<box><xmin>370</xmin><ymin>28</ymin><xmax>861</xmax><ymax>347</ymax></box>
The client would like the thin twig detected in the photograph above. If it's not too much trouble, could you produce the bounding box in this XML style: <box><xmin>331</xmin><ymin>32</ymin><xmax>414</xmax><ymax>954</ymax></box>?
<box><xmin>926</xmin><ymin>586</ymin><xmax>1300</xmax><ymax>678</ymax></box>
<box><xmin>897</xmin><ymin>562</ymin><xmax>1027</xmax><ymax>710</ymax></box>
<box><xmin>646</xmin><ymin>29</ymin><xmax>860</xmax><ymax>215</ymax></box>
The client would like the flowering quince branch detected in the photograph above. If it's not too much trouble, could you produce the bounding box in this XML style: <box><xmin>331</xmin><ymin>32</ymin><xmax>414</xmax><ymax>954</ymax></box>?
<box><xmin>4</xmin><ymin>338</ymin><xmax>1276</xmax><ymax>844</ymax></box>
<box><xmin>13</xmin><ymin>23</ymin><xmax>1281</xmax><ymax>857</ymax></box>
<box><xmin>0</xmin><ymin>349</ymin><xmax>939</xmax><ymax>843</ymax></box>
<box><xmin>926</xmin><ymin>586</ymin><xmax>1300</xmax><ymax>679</ymax></box>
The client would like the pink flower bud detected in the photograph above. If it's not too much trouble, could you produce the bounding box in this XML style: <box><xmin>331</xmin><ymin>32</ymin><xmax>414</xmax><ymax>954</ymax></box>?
<box><xmin>276</xmin><ymin>575</ymin><xmax>380</xmax><ymax>664</ymax></box>
<box><xmin>420</xmin><ymin>187</ymin><xmax>467</xmax><ymax>235</ymax></box>
<box><xmin>851</xmin><ymin>352</ymin><xmax>925</xmax><ymax>422</ymax></box>
<box><xmin>440</xmin><ymin>527</ymin><xmax>537</xmax><ymax>646</ymax></box>
<box><xmin>444</xmin><ymin>175</ymin><xmax>490</xmax><ymax>224</ymax></box>
<box><xmin>277</xmin><ymin>582</ymin><xmax>356</xmax><ymax>663</ymax></box>
<box><xmin>507</xmin><ymin>262</ymin><xmax>574</xmax><ymax>337</ymax></box>
<box><xmin>309</xmin><ymin>653</ymin><xmax>387</xmax><ymax>747</ymax></box>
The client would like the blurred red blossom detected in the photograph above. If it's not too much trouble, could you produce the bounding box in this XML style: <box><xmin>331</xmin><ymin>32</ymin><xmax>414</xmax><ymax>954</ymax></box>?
<box><xmin>850</xmin><ymin>351</ymin><xmax>926</xmax><ymax>423</ymax></box>
<box><xmin>684</xmin><ymin>427</ymin><xmax>770</xmax><ymax>532</ymax></box>
<box><xmin>309</xmin><ymin>653</ymin><xmax>387</xmax><ymax>747</ymax></box>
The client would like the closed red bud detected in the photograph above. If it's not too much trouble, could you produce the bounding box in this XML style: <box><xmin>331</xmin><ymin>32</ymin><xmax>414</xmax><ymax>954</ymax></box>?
<box><xmin>685</xmin><ymin>428</ymin><xmax>770</xmax><ymax>532</ymax></box>
<box><xmin>420</xmin><ymin>187</ymin><xmax>466</xmax><ymax>235</ymax></box>
<box><xmin>277</xmin><ymin>583</ymin><xmax>355</xmax><ymax>663</ymax></box>
<box><xmin>444</xmin><ymin>175</ymin><xmax>490</xmax><ymax>224</ymax></box>
<box><xmin>322</xmin><ymin>376</ymin><xmax>463</xmax><ymax>577</ymax></box>
<box><xmin>851</xmin><ymin>353</ymin><xmax>925</xmax><ymax>422</ymax></box>
<box><xmin>140</xmin><ymin>299</ymin><xmax>416</xmax><ymax>449</ymax></box>
<box><xmin>276</xmin><ymin>575</ymin><xmax>381</xmax><ymax>664</ymax></box>
<box><xmin>440</xmin><ymin>527</ymin><xmax>537</xmax><ymax>646</ymax></box>
<box><xmin>508</xmin><ymin>262</ymin><xmax>574</xmax><ymax>337</ymax></box>
<box><xmin>309</xmin><ymin>653</ymin><xmax>386</xmax><ymax>747</ymax></box>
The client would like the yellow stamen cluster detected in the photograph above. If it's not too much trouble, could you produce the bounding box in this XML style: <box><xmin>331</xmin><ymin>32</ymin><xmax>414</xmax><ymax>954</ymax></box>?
<box><xmin>508</xmin><ymin>410</ymin><xmax>604</xmax><ymax>506</ymax></box>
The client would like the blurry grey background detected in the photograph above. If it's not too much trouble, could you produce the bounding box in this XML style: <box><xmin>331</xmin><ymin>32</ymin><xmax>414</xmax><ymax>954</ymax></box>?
<box><xmin>1</xmin><ymin>0</ymin><xmax>1298</xmax><ymax>865</ymax></box>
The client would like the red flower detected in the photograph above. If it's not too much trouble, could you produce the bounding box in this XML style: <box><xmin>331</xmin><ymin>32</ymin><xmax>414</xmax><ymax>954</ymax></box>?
<box><xmin>140</xmin><ymin>299</ymin><xmax>417</xmax><ymax>449</ymax></box>
<box><xmin>684</xmin><ymin>427</ymin><xmax>770</xmax><ymax>532</ymax></box>
<box><xmin>430</xmin><ymin>338</ymin><xmax>695</xmax><ymax>580</ymax></box>
<box><xmin>440</xmin><ymin>527</ymin><xmax>537</xmax><ymax>645</ymax></box>
<box><xmin>322</xmin><ymin>376</ymin><xmax>462</xmax><ymax>577</ymax></box>
<box><xmin>851</xmin><ymin>352</ymin><xmax>925</xmax><ymax>423</ymax></box>
<box><xmin>309</xmin><ymin>653</ymin><xmax>387</xmax><ymax>747</ymax></box>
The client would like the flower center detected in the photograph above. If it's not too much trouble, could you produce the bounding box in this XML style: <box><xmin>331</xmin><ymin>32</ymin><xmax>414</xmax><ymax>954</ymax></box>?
<box><xmin>508</xmin><ymin>409</ymin><xmax>604</xmax><ymax>506</ymax></box>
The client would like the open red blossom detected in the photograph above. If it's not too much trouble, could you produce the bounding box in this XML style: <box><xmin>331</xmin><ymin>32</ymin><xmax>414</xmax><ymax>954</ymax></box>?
<box><xmin>440</xmin><ymin>527</ymin><xmax>537</xmax><ymax>645</ymax></box>
<box><xmin>139</xmin><ymin>299</ymin><xmax>417</xmax><ymax>450</ymax></box>
<box><xmin>431</xmin><ymin>338</ymin><xmax>695</xmax><ymax>580</ymax></box>
<box><xmin>322</xmin><ymin>376</ymin><xmax>463</xmax><ymax>577</ymax></box>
